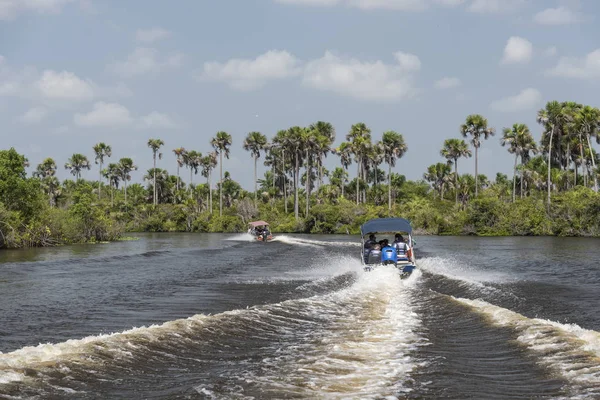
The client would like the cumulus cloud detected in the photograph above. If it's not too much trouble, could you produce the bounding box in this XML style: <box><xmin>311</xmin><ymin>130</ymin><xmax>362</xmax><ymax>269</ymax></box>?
<box><xmin>135</xmin><ymin>28</ymin><xmax>172</xmax><ymax>43</ymax></box>
<box><xmin>0</xmin><ymin>0</ymin><xmax>80</xmax><ymax>20</ymax></box>
<box><xmin>274</xmin><ymin>0</ymin><xmax>464</xmax><ymax>9</ymax></box>
<box><xmin>533</xmin><ymin>7</ymin><xmax>581</xmax><ymax>25</ymax></box>
<box><xmin>501</xmin><ymin>36</ymin><xmax>533</xmax><ymax>64</ymax></box>
<box><xmin>198</xmin><ymin>50</ymin><xmax>302</xmax><ymax>90</ymax></box>
<box><xmin>34</xmin><ymin>70</ymin><xmax>95</xmax><ymax>101</ymax></box>
<box><xmin>490</xmin><ymin>88</ymin><xmax>542</xmax><ymax>112</ymax></box>
<box><xmin>302</xmin><ymin>51</ymin><xmax>420</xmax><ymax>101</ymax></box>
<box><xmin>109</xmin><ymin>47</ymin><xmax>183</xmax><ymax>78</ymax></box>
<box><xmin>545</xmin><ymin>49</ymin><xmax>600</xmax><ymax>80</ymax></box>
<box><xmin>74</xmin><ymin>102</ymin><xmax>178</xmax><ymax>129</ymax></box>
<box><xmin>467</xmin><ymin>0</ymin><xmax>524</xmax><ymax>13</ymax></box>
<box><xmin>434</xmin><ymin>76</ymin><xmax>461</xmax><ymax>89</ymax></box>
<box><xmin>17</xmin><ymin>107</ymin><xmax>48</xmax><ymax>124</ymax></box>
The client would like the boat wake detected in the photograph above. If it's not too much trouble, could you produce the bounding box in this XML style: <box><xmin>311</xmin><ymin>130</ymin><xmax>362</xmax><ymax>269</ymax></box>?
<box><xmin>455</xmin><ymin>297</ymin><xmax>600</xmax><ymax>399</ymax></box>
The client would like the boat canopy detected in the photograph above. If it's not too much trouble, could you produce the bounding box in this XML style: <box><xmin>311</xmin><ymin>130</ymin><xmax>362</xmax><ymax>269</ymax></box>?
<box><xmin>360</xmin><ymin>218</ymin><xmax>412</xmax><ymax>236</ymax></box>
<box><xmin>248</xmin><ymin>220</ymin><xmax>269</xmax><ymax>227</ymax></box>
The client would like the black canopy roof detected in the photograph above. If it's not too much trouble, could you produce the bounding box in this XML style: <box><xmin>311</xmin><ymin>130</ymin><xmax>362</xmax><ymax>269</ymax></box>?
<box><xmin>360</xmin><ymin>218</ymin><xmax>412</xmax><ymax>236</ymax></box>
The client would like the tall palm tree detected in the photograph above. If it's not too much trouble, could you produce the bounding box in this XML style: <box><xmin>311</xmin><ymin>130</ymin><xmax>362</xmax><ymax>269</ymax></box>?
<box><xmin>574</xmin><ymin>105</ymin><xmax>600</xmax><ymax>191</ymax></box>
<box><xmin>332</xmin><ymin>141</ymin><xmax>352</xmax><ymax>198</ymax></box>
<box><xmin>147</xmin><ymin>138</ymin><xmax>164</xmax><ymax>205</ymax></box>
<box><xmin>346</xmin><ymin>123</ymin><xmax>372</xmax><ymax>205</ymax></box>
<box><xmin>273</xmin><ymin>130</ymin><xmax>293</xmax><ymax>213</ymax></box>
<box><xmin>424</xmin><ymin>163</ymin><xmax>452</xmax><ymax>200</ymax></box>
<box><xmin>381</xmin><ymin>131</ymin><xmax>407</xmax><ymax>210</ymax></box>
<box><xmin>309</xmin><ymin>121</ymin><xmax>335</xmax><ymax>190</ymax></box>
<box><xmin>286</xmin><ymin>126</ymin><xmax>305</xmax><ymax>219</ymax></box>
<box><xmin>102</xmin><ymin>163</ymin><xmax>121</xmax><ymax>207</ymax></box>
<box><xmin>440</xmin><ymin>138</ymin><xmax>472</xmax><ymax>204</ymax></box>
<box><xmin>302</xmin><ymin>128</ymin><xmax>319</xmax><ymax>217</ymax></box>
<box><xmin>64</xmin><ymin>153</ymin><xmax>91</xmax><ymax>181</ymax></box>
<box><xmin>93</xmin><ymin>143</ymin><xmax>111</xmax><ymax>199</ymax></box>
<box><xmin>173</xmin><ymin>147</ymin><xmax>187</xmax><ymax>191</ymax></box>
<box><xmin>501</xmin><ymin>124</ymin><xmax>523</xmax><ymax>202</ymax></box>
<box><xmin>460</xmin><ymin>114</ymin><xmax>495</xmax><ymax>197</ymax></box>
<box><xmin>537</xmin><ymin>101</ymin><xmax>565</xmax><ymax>205</ymax></box>
<box><xmin>200</xmin><ymin>152</ymin><xmax>217</xmax><ymax>213</ymax></box>
<box><xmin>210</xmin><ymin>131</ymin><xmax>232</xmax><ymax>217</ymax></box>
<box><xmin>243</xmin><ymin>131</ymin><xmax>268</xmax><ymax>205</ymax></box>
<box><xmin>118</xmin><ymin>157</ymin><xmax>137</xmax><ymax>204</ymax></box>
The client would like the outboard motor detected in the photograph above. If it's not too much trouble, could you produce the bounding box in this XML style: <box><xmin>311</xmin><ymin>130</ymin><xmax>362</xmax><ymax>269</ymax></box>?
<box><xmin>261</xmin><ymin>231</ymin><xmax>268</xmax><ymax>241</ymax></box>
<box><xmin>381</xmin><ymin>245</ymin><xmax>398</xmax><ymax>266</ymax></box>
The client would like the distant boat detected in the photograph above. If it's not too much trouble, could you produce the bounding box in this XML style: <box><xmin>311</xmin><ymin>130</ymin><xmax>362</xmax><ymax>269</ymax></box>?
<box><xmin>247</xmin><ymin>220</ymin><xmax>273</xmax><ymax>242</ymax></box>
<box><xmin>360</xmin><ymin>217</ymin><xmax>416</xmax><ymax>278</ymax></box>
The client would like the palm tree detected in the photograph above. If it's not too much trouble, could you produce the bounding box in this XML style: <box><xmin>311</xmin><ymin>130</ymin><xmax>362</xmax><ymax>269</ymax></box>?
<box><xmin>537</xmin><ymin>101</ymin><xmax>565</xmax><ymax>205</ymax></box>
<box><xmin>200</xmin><ymin>152</ymin><xmax>217</xmax><ymax>213</ymax></box>
<box><xmin>117</xmin><ymin>157</ymin><xmax>137</xmax><ymax>204</ymax></box>
<box><xmin>309</xmin><ymin>121</ymin><xmax>335</xmax><ymax>190</ymax></box>
<box><xmin>381</xmin><ymin>131</ymin><xmax>407</xmax><ymax>210</ymax></box>
<box><xmin>102</xmin><ymin>163</ymin><xmax>121</xmax><ymax>207</ymax></box>
<box><xmin>93</xmin><ymin>143</ymin><xmax>111</xmax><ymax>200</ymax></box>
<box><xmin>147</xmin><ymin>138</ymin><xmax>164</xmax><ymax>205</ymax></box>
<box><xmin>332</xmin><ymin>141</ymin><xmax>352</xmax><ymax>198</ymax></box>
<box><xmin>424</xmin><ymin>163</ymin><xmax>452</xmax><ymax>200</ymax></box>
<box><xmin>173</xmin><ymin>147</ymin><xmax>186</xmax><ymax>191</ymax></box>
<box><xmin>346</xmin><ymin>123</ymin><xmax>372</xmax><ymax>205</ymax></box>
<box><xmin>64</xmin><ymin>153</ymin><xmax>91</xmax><ymax>181</ymax></box>
<box><xmin>501</xmin><ymin>124</ymin><xmax>526</xmax><ymax>202</ymax></box>
<box><xmin>574</xmin><ymin>105</ymin><xmax>600</xmax><ymax>191</ymax></box>
<box><xmin>243</xmin><ymin>131</ymin><xmax>268</xmax><ymax>205</ymax></box>
<box><xmin>440</xmin><ymin>138</ymin><xmax>472</xmax><ymax>204</ymax></box>
<box><xmin>210</xmin><ymin>131</ymin><xmax>232</xmax><ymax>217</ymax></box>
<box><xmin>286</xmin><ymin>126</ymin><xmax>305</xmax><ymax>219</ymax></box>
<box><xmin>33</xmin><ymin>158</ymin><xmax>57</xmax><ymax>178</ymax></box>
<box><xmin>460</xmin><ymin>114</ymin><xmax>495</xmax><ymax>197</ymax></box>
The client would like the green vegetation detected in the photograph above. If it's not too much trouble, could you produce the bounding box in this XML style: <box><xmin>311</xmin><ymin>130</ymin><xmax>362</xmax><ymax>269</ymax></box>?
<box><xmin>1</xmin><ymin>101</ymin><xmax>600</xmax><ymax>249</ymax></box>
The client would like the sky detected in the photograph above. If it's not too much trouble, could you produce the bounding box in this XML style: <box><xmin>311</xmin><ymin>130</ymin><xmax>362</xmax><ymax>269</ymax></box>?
<box><xmin>1</xmin><ymin>0</ymin><xmax>599</xmax><ymax>190</ymax></box>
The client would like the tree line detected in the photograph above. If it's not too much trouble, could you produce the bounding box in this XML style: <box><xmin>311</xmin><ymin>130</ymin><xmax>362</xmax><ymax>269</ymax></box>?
<box><xmin>1</xmin><ymin>100</ymin><xmax>599</xmax><ymax>248</ymax></box>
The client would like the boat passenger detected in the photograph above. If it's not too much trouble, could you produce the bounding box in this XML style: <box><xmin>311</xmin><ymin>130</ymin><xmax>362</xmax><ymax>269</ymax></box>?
<box><xmin>393</xmin><ymin>234</ymin><xmax>409</xmax><ymax>259</ymax></box>
<box><xmin>364</xmin><ymin>234</ymin><xmax>377</xmax><ymax>249</ymax></box>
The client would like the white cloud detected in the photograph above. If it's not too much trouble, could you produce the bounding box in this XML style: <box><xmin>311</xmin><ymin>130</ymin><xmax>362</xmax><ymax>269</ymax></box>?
<box><xmin>533</xmin><ymin>7</ymin><xmax>581</xmax><ymax>25</ymax></box>
<box><xmin>135</xmin><ymin>28</ymin><xmax>172</xmax><ymax>43</ymax></box>
<box><xmin>74</xmin><ymin>102</ymin><xmax>133</xmax><ymax>127</ymax></box>
<box><xmin>490</xmin><ymin>88</ymin><xmax>542</xmax><ymax>112</ymax></box>
<box><xmin>302</xmin><ymin>51</ymin><xmax>420</xmax><ymax>101</ymax></box>
<box><xmin>17</xmin><ymin>107</ymin><xmax>48</xmax><ymax>124</ymax></box>
<box><xmin>467</xmin><ymin>0</ymin><xmax>524</xmax><ymax>13</ymax></box>
<box><xmin>137</xmin><ymin>112</ymin><xmax>177</xmax><ymax>129</ymax></box>
<box><xmin>199</xmin><ymin>50</ymin><xmax>302</xmax><ymax>91</ymax></box>
<box><xmin>275</xmin><ymin>0</ymin><xmax>463</xmax><ymax>9</ymax></box>
<box><xmin>0</xmin><ymin>0</ymin><xmax>79</xmax><ymax>20</ymax></box>
<box><xmin>501</xmin><ymin>36</ymin><xmax>533</xmax><ymax>64</ymax></box>
<box><xmin>546</xmin><ymin>49</ymin><xmax>600</xmax><ymax>80</ymax></box>
<box><xmin>109</xmin><ymin>47</ymin><xmax>184</xmax><ymax>78</ymax></box>
<box><xmin>434</xmin><ymin>76</ymin><xmax>461</xmax><ymax>89</ymax></box>
<box><xmin>34</xmin><ymin>70</ymin><xmax>95</xmax><ymax>100</ymax></box>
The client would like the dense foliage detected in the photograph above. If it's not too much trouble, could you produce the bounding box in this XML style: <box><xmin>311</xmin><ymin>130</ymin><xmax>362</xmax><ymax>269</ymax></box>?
<box><xmin>1</xmin><ymin>101</ymin><xmax>600</xmax><ymax>248</ymax></box>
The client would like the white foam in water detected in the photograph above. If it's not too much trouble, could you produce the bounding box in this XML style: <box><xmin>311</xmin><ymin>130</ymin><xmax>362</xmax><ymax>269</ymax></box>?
<box><xmin>418</xmin><ymin>256</ymin><xmax>514</xmax><ymax>286</ymax></box>
<box><xmin>226</xmin><ymin>233</ymin><xmax>255</xmax><ymax>242</ymax></box>
<box><xmin>455</xmin><ymin>297</ymin><xmax>600</xmax><ymax>395</ymax></box>
<box><xmin>271</xmin><ymin>235</ymin><xmax>324</xmax><ymax>247</ymax></box>
<box><xmin>242</xmin><ymin>261</ymin><xmax>426</xmax><ymax>398</ymax></box>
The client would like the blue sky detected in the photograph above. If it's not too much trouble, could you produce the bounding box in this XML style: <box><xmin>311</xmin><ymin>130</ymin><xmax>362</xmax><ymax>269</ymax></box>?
<box><xmin>1</xmin><ymin>0</ymin><xmax>599</xmax><ymax>190</ymax></box>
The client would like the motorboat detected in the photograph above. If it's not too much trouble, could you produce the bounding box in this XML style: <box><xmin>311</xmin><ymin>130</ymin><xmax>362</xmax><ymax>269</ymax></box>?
<box><xmin>360</xmin><ymin>217</ymin><xmax>417</xmax><ymax>278</ymax></box>
<box><xmin>247</xmin><ymin>220</ymin><xmax>273</xmax><ymax>242</ymax></box>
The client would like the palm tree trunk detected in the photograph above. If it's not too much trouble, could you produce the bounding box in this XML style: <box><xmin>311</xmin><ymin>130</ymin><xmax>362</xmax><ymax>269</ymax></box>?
<box><xmin>441</xmin><ymin>183</ymin><xmax>445</xmax><ymax>200</ymax></box>
<box><xmin>110</xmin><ymin>183</ymin><xmax>114</xmax><ymax>207</ymax></box>
<box><xmin>512</xmin><ymin>154</ymin><xmax>517</xmax><ymax>203</ymax></box>
<box><xmin>520</xmin><ymin>155</ymin><xmax>524</xmax><ymax>198</ymax></box>
<box><xmin>282</xmin><ymin>150</ymin><xmax>287</xmax><ymax>214</ymax></box>
<box><xmin>209</xmin><ymin>169</ymin><xmax>213</xmax><ymax>213</ymax></box>
<box><xmin>475</xmin><ymin>146</ymin><xmax>479</xmax><ymax>197</ymax></box>
<box><xmin>254</xmin><ymin>155</ymin><xmax>258</xmax><ymax>205</ymax></box>
<box><xmin>176</xmin><ymin>163</ymin><xmax>180</xmax><ymax>191</ymax></box>
<box><xmin>124</xmin><ymin>181</ymin><xmax>128</xmax><ymax>204</ymax></box>
<box><xmin>153</xmin><ymin>154</ymin><xmax>157</xmax><ymax>206</ymax></box>
<box><xmin>586</xmin><ymin>133</ymin><xmax>598</xmax><ymax>192</ymax></box>
<box><xmin>388</xmin><ymin>162</ymin><xmax>392</xmax><ymax>211</ymax></box>
<box><xmin>356</xmin><ymin>162</ymin><xmax>360</xmax><ymax>205</ymax></box>
<box><xmin>454</xmin><ymin>159</ymin><xmax>458</xmax><ymax>204</ymax></box>
<box><xmin>98</xmin><ymin>162</ymin><xmax>102</xmax><ymax>200</ymax></box>
<box><xmin>305</xmin><ymin>150</ymin><xmax>310</xmax><ymax>218</ymax></box>
<box><xmin>574</xmin><ymin>161</ymin><xmax>578</xmax><ymax>187</ymax></box>
<box><xmin>547</xmin><ymin>124</ymin><xmax>555</xmax><ymax>206</ymax></box>
<box><xmin>566</xmin><ymin>142</ymin><xmax>571</xmax><ymax>189</ymax></box>
<box><xmin>341</xmin><ymin>167</ymin><xmax>345</xmax><ymax>198</ymax></box>
<box><xmin>294</xmin><ymin>151</ymin><xmax>299</xmax><ymax>220</ymax></box>
<box><xmin>219</xmin><ymin>152</ymin><xmax>223</xmax><ymax>217</ymax></box>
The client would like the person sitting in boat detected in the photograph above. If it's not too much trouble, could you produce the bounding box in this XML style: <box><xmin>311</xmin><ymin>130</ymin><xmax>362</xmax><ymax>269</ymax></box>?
<box><xmin>364</xmin><ymin>234</ymin><xmax>377</xmax><ymax>249</ymax></box>
<box><xmin>393</xmin><ymin>234</ymin><xmax>410</xmax><ymax>259</ymax></box>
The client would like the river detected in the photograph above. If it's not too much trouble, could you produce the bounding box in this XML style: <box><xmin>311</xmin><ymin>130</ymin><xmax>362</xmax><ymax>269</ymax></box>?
<box><xmin>0</xmin><ymin>233</ymin><xmax>599</xmax><ymax>399</ymax></box>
